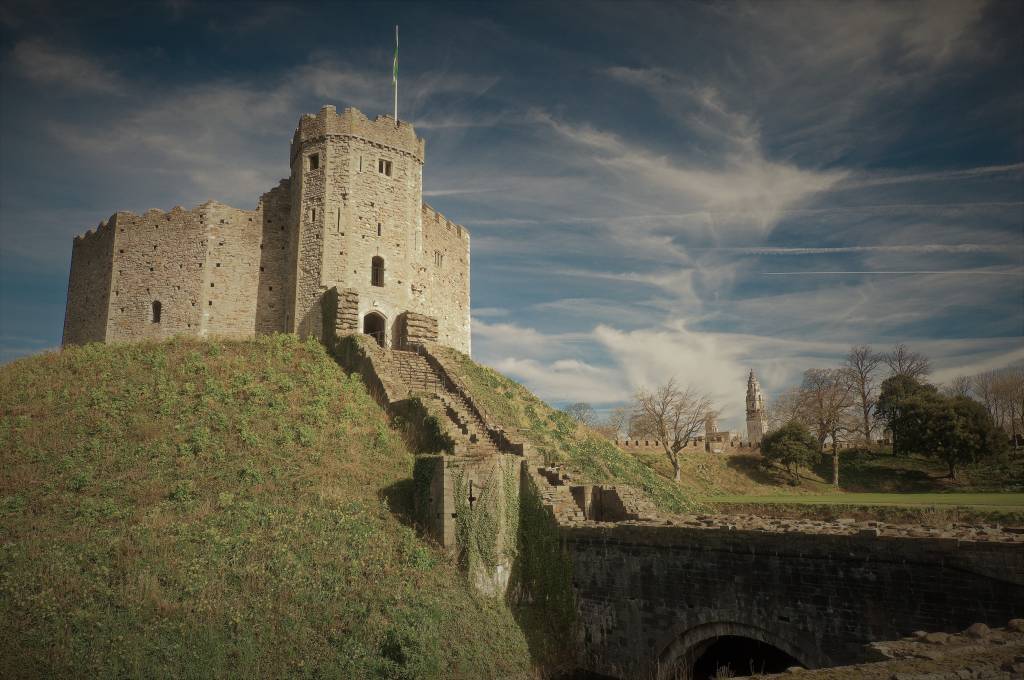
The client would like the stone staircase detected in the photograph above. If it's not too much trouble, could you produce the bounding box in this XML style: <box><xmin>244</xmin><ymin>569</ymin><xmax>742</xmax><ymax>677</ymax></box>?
<box><xmin>391</xmin><ymin>350</ymin><xmax>443</xmax><ymax>393</ymax></box>
<box><xmin>389</xmin><ymin>349</ymin><xmax>501</xmax><ymax>458</ymax></box>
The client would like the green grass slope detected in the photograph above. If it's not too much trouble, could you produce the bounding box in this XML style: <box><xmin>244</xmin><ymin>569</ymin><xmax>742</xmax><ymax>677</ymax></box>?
<box><xmin>0</xmin><ymin>336</ymin><xmax>535</xmax><ymax>679</ymax></box>
<box><xmin>433</xmin><ymin>346</ymin><xmax>701</xmax><ymax>514</ymax></box>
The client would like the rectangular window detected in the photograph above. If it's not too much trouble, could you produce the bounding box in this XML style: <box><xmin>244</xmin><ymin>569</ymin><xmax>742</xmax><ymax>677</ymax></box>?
<box><xmin>308</xmin><ymin>153</ymin><xmax>320</xmax><ymax>170</ymax></box>
<box><xmin>377</xmin><ymin>222</ymin><xmax>382</xmax><ymax>236</ymax></box>
<box><xmin>434</xmin><ymin>251</ymin><xmax>444</xmax><ymax>267</ymax></box>
<box><xmin>378</xmin><ymin>159</ymin><xmax>392</xmax><ymax>176</ymax></box>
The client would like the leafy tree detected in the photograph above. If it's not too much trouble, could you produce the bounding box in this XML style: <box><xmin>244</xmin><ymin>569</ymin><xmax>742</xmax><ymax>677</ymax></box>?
<box><xmin>760</xmin><ymin>422</ymin><xmax>820</xmax><ymax>483</ymax></box>
<box><xmin>875</xmin><ymin>375</ymin><xmax>937</xmax><ymax>455</ymax></box>
<box><xmin>900</xmin><ymin>394</ymin><xmax>1007</xmax><ymax>479</ymax></box>
<box><xmin>633</xmin><ymin>379</ymin><xmax>713</xmax><ymax>483</ymax></box>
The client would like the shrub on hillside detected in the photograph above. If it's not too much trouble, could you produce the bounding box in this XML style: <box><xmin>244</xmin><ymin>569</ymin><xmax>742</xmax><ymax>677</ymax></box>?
<box><xmin>761</xmin><ymin>422</ymin><xmax>820</xmax><ymax>483</ymax></box>
<box><xmin>900</xmin><ymin>394</ymin><xmax>1008</xmax><ymax>479</ymax></box>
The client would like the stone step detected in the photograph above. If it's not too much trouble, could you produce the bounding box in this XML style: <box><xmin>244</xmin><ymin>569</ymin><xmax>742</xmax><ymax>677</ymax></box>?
<box><xmin>387</xmin><ymin>348</ymin><xmax>502</xmax><ymax>456</ymax></box>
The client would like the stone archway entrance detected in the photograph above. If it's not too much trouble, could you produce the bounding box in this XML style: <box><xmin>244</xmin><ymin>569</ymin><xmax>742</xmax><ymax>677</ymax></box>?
<box><xmin>363</xmin><ymin>312</ymin><xmax>387</xmax><ymax>347</ymax></box>
<box><xmin>657</xmin><ymin>622</ymin><xmax>809</xmax><ymax>680</ymax></box>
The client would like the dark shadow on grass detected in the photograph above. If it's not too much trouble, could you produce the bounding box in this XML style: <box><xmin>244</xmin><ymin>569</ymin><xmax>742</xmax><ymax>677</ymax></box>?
<box><xmin>723</xmin><ymin>454</ymin><xmax>807</xmax><ymax>487</ymax></box>
<box><xmin>810</xmin><ymin>452</ymin><xmax>939</xmax><ymax>493</ymax></box>
<box><xmin>379</xmin><ymin>478</ymin><xmax>417</xmax><ymax>529</ymax></box>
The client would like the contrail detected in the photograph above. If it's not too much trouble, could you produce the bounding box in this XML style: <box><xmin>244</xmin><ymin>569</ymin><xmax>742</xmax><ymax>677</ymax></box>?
<box><xmin>714</xmin><ymin>244</ymin><xmax>1019</xmax><ymax>256</ymax></box>
<box><xmin>762</xmin><ymin>270</ymin><xmax>1024</xmax><ymax>276</ymax></box>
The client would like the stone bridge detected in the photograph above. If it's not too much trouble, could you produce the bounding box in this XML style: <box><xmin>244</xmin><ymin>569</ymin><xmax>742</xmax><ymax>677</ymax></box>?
<box><xmin>562</xmin><ymin>515</ymin><xmax>1024</xmax><ymax>679</ymax></box>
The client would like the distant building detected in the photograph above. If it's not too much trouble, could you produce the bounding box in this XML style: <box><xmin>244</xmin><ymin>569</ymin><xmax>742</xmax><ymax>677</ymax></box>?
<box><xmin>745</xmin><ymin>370</ymin><xmax>768</xmax><ymax>445</ymax></box>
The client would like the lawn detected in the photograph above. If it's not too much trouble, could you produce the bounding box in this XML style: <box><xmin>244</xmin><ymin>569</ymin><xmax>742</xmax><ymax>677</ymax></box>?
<box><xmin>706</xmin><ymin>492</ymin><xmax>1024</xmax><ymax>509</ymax></box>
<box><xmin>0</xmin><ymin>336</ymin><xmax>538</xmax><ymax>679</ymax></box>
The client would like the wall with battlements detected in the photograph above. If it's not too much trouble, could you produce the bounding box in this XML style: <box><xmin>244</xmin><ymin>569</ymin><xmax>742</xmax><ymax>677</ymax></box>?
<box><xmin>63</xmin><ymin>217</ymin><xmax>116</xmax><ymax>345</ymax></box>
<box><xmin>416</xmin><ymin>203</ymin><xmax>470</xmax><ymax>352</ymax></box>
<box><xmin>63</xmin><ymin>106</ymin><xmax>470</xmax><ymax>352</ymax></box>
<box><xmin>615</xmin><ymin>437</ymin><xmax>752</xmax><ymax>454</ymax></box>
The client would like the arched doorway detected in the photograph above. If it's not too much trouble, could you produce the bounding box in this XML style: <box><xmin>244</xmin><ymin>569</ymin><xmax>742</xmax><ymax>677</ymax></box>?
<box><xmin>363</xmin><ymin>312</ymin><xmax>387</xmax><ymax>347</ymax></box>
<box><xmin>656</xmin><ymin>622</ymin><xmax>810</xmax><ymax>680</ymax></box>
<box><xmin>689</xmin><ymin>636</ymin><xmax>801</xmax><ymax>679</ymax></box>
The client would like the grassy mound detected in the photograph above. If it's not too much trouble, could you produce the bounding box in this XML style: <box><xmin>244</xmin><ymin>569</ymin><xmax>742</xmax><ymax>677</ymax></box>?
<box><xmin>0</xmin><ymin>336</ymin><xmax>535</xmax><ymax>679</ymax></box>
<box><xmin>433</xmin><ymin>346</ymin><xmax>701</xmax><ymax>514</ymax></box>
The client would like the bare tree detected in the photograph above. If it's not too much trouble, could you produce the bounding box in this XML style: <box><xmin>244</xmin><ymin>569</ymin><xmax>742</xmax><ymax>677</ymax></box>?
<box><xmin>844</xmin><ymin>345</ymin><xmax>882</xmax><ymax>445</ymax></box>
<box><xmin>942</xmin><ymin>375</ymin><xmax>973</xmax><ymax>398</ymax></box>
<box><xmin>799</xmin><ymin>368</ymin><xmax>856</xmax><ymax>487</ymax></box>
<box><xmin>633</xmin><ymin>378</ymin><xmax>713</xmax><ymax>483</ymax></box>
<box><xmin>629</xmin><ymin>411</ymin><xmax>657</xmax><ymax>439</ymax></box>
<box><xmin>563</xmin><ymin>402</ymin><xmax>596</xmax><ymax>427</ymax></box>
<box><xmin>993</xmin><ymin>368</ymin><xmax>1024</xmax><ymax>449</ymax></box>
<box><xmin>884</xmin><ymin>344</ymin><xmax>931</xmax><ymax>380</ymax></box>
<box><xmin>592</xmin><ymin>405</ymin><xmax>630</xmax><ymax>440</ymax></box>
<box><xmin>767</xmin><ymin>387</ymin><xmax>806</xmax><ymax>431</ymax></box>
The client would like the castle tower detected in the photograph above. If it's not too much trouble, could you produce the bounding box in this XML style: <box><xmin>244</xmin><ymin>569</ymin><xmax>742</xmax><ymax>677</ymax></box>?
<box><xmin>745</xmin><ymin>370</ymin><xmax>768</xmax><ymax>445</ymax></box>
<box><xmin>287</xmin><ymin>105</ymin><xmax>469</xmax><ymax>351</ymax></box>
<box><xmin>704</xmin><ymin>412</ymin><xmax>719</xmax><ymax>437</ymax></box>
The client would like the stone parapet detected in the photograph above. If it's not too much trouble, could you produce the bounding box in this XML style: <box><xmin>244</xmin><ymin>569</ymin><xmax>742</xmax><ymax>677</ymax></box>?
<box><xmin>291</xmin><ymin>105</ymin><xmax>424</xmax><ymax>163</ymax></box>
<box><xmin>399</xmin><ymin>311</ymin><xmax>438</xmax><ymax>348</ymax></box>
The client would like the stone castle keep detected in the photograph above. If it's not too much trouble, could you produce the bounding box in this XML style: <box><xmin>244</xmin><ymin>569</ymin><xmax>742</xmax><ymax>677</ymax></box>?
<box><xmin>62</xmin><ymin>106</ymin><xmax>470</xmax><ymax>353</ymax></box>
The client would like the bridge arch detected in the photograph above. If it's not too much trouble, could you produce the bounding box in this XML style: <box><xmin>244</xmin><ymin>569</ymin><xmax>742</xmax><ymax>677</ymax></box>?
<box><xmin>655</xmin><ymin>621</ymin><xmax>818</xmax><ymax>680</ymax></box>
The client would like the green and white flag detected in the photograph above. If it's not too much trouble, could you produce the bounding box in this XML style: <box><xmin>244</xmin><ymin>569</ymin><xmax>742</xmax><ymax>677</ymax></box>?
<box><xmin>393</xmin><ymin>25</ymin><xmax>399</xmax><ymax>85</ymax></box>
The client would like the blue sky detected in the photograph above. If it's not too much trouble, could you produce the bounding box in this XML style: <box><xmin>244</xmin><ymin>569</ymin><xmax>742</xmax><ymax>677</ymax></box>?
<box><xmin>1</xmin><ymin>0</ymin><xmax>1021</xmax><ymax>428</ymax></box>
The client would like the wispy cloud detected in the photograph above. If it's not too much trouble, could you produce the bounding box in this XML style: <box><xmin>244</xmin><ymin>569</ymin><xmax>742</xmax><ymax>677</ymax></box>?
<box><xmin>705</xmin><ymin>243</ymin><xmax>1022</xmax><ymax>256</ymax></box>
<box><xmin>8</xmin><ymin>39</ymin><xmax>126</xmax><ymax>94</ymax></box>
<box><xmin>761</xmin><ymin>269</ymin><xmax>1023</xmax><ymax>276</ymax></box>
<box><xmin>841</xmin><ymin>163</ymin><xmax>1024</xmax><ymax>190</ymax></box>
<box><xmin>491</xmin><ymin>356</ymin><xmax>627</xmax><ymax>404</ymax></box>
<box><xmin>532</xmin><ymin>109</ymin><xmax>847</xmax><ymax>236</ymax></box>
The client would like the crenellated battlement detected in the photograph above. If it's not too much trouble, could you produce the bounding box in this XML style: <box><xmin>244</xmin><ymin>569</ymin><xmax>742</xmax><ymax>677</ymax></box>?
<box><xmin>290</xmin><ymin>105</ymin><xmax>425</xmax><ymax>163</ymax></box>
<box><xmin>422</xmin><ymin>202</ymin><xmax>469</xmax><ymax>240</ymax></box>
<box><xmin>74</xmin><ymin>206</ymin><xmax>207</xmax><ymax>245</ymax></box>
<box><xmin>74</xmin><ymin>212</ymin><xmax>121</xmax><ymax>243</ymax></box>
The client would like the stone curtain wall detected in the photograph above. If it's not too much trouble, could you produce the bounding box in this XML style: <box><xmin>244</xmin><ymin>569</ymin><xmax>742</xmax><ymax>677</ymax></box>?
<box><xmin>254</xmin><ymin>181</ymin><xmax>293</xmax><ymax>334</ymax></box>
<box><xmin>416</xmin><ymin>204</ymin><xmax>470</xmax><ymax>354</ymax></box>
<box><xmin>565</xmin><ymin>524</ymin><xmax>1024</xmax><ymax>678</ymax></box>
<box><xmin>615</xmin><ymin>438</ymin><xmax>751</xmax><ymax>454</ymax></box>
<box><xmin>104</xmin><ymin>207</ymin><xmax>206</xmax><ymax>342</ymax></box>
<box><xmin>65</xmin><ymin>199</ymin><xmax>297</xmax><ymax>345</ymax></box>
<box><xmin>63</xmin><ymin>216</ymin><xmax>115</xmax><ymax>345</ymax></box>
<box><xmin>203</xmin><ymin>202</ymin><xmax>266</xmax><ymax>338</ymax></box>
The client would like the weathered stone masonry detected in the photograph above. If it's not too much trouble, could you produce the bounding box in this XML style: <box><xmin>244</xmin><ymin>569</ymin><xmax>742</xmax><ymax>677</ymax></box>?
<box><xmin>565</xmin><ymin>521</ymin><xmax>1024</xmax><ymax>678</ymax></box>
<box><xmin>63</xmin><ymin>106</ymin><xmax>470</xmax><ymax>354</ymax></box>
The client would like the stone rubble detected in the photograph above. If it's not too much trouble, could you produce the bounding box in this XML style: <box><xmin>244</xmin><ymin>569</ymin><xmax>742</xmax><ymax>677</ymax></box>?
<box><xmin>738</xmin><ymin>622</ymin><xmax>1024</xmax><ymax>679</ymax></box>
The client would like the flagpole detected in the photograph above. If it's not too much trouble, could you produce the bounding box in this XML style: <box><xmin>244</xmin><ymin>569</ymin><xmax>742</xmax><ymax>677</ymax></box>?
<box><xmin>393</xmin><ymin>25</ymin><xmax>399</xmax><ymax>124</ymax></box>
